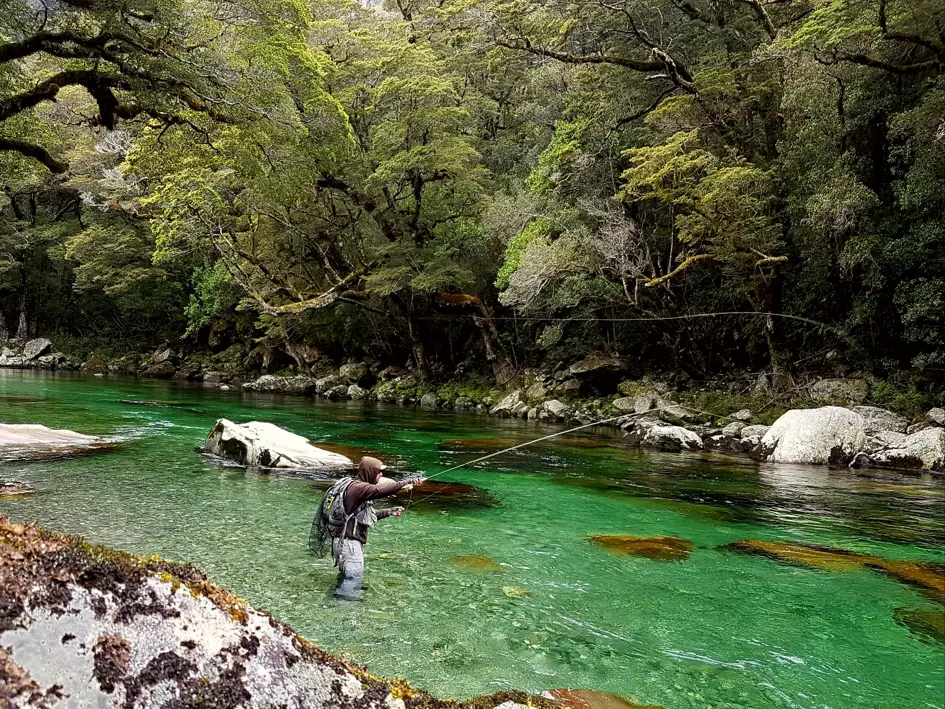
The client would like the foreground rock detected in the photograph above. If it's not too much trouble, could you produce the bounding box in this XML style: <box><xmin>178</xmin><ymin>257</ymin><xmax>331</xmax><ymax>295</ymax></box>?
<box><xmin>0</xmin><ymin>423</ymin><xmax>113</xmax><ymax>462</ymax></box>
<box><xmin>0</xmin><ymin>516</ymin><xmax>549</xmax><ymax>709</ymax></box>
<box><xmin>759</xmin><ymin>407</ymin><xmax>866</xmax><ymax>465</ymax></box>
<box><xmin>200</xmin><ymin>419</ymin><xmax>353</xmax><ymax>470</ymax></box>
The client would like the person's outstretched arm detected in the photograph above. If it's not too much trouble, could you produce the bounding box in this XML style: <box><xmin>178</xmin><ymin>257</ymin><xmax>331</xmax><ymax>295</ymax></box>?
<box><xmin>376</xmin><ymin>506</ymin><xmax>405</xmax><ymax>520</ymax></box>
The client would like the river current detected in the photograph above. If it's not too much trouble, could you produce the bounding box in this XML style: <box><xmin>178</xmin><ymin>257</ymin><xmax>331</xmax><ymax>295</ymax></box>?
<box><xmin>1</xmin><ymin>370</ymin><xmax>943</xmax><ymax>708</ymax></box>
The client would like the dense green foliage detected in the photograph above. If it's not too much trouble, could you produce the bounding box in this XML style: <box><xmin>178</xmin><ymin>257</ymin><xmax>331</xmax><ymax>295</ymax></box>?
<box><xmin>1</xmin><ymin>0</ymin><xmax>942</xmax><ymax>384</ymax></box>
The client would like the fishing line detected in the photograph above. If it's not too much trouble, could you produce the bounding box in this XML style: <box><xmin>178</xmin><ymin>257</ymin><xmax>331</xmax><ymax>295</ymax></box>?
<box><xmin>405</xmin><ymin>403</ymin><xmax>732</xmax><ymax>509</ymax></box>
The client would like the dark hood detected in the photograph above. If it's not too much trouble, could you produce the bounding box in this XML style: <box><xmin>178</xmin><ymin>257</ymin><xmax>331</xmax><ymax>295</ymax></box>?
<box><xmin>357</xmin><ymin>456</ymin><xmax>384</xmax><ymax>483</ymax></box>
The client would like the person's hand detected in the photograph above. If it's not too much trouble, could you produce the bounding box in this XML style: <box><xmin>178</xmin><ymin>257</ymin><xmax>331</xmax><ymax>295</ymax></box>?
<box><xmin>414</xmin><ymin>476</ymin><xmax>428</xmax><ymax>486</ymax></box>
<box><xmin>392</xmin><ymin>507</ymin><xmax>405</xmax><ymax>517</ymax></box>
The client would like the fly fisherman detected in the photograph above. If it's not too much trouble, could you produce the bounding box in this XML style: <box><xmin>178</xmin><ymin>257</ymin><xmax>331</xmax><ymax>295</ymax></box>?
<box><xmin>311</xmin><ymin>456</ymin><xmax>425</xmax><ymax>600</ymax></box>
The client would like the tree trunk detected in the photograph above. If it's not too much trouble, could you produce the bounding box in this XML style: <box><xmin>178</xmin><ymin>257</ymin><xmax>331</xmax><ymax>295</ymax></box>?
<box><xmin>15</xmin><ymin>291</ymin><xmax>28</xmax><ymax>340</ymax></box>
<box><xmin>0</xmin><ymin>313</ymin><xmax>8</xmax><ymax>341</ymax></box>
<box><xmin>472</xmin><ymin>305</ymin><xmax>516</xmax><ymax>386</ymax></box>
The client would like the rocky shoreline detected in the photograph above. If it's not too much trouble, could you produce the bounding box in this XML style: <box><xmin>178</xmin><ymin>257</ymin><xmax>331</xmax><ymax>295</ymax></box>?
<box><xmin>2</xmin><ymin>338</ymin><xmax>943</xmax><ymax>473</ymax></box>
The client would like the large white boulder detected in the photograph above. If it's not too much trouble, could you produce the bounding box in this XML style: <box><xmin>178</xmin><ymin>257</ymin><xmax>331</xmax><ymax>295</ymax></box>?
<box><xmin>760</xmin><ymin>406</ymin><xmax>866</xmax><ymax>465</ymax></box>
<box><xmin>200</xmin><ymin>419</ymin><xmax>352</xmax><ymax>470</ymax></box>
<box><xmin>242</xmin><ymin>375</ymin><xmax>319</xmax><ymax>396</ymax></box>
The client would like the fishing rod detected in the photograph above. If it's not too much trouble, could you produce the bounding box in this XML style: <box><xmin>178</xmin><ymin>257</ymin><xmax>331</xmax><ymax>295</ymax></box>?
<box><xmin>406</xmin><ymin>403</ymin><xmax>730</xmax><ymax>508</ymax></box>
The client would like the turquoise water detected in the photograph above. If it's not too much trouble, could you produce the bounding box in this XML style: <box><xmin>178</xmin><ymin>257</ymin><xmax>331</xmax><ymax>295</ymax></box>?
<box><xmin>1</xmin><ymin>369</ymin><xmax>943</xmax><ymax>708</ymax></box>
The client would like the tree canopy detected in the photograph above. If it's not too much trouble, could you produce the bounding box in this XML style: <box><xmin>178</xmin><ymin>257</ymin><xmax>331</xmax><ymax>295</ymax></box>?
<box><xmin>2</xmin><ymin>0</ymin><xmax>942</xmax><ymax>382</ymax></box>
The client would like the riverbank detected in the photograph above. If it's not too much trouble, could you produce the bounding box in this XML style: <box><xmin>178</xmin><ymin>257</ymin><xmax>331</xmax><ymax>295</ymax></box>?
<box><xmin>2</xmin><ymin>337</ymin><xmax>943</xmax><ymax>472</ymax></box>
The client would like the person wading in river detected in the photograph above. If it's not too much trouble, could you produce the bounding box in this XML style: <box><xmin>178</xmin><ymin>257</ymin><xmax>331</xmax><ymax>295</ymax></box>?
<box><xmin>319</xmin><ymin>456</ymin><xmax>425</xmax><ymax>600</ymax></box>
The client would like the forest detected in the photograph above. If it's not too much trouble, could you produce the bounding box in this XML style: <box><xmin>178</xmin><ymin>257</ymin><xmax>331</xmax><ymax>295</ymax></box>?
<box><xmin>1</xmin><ymin>0</ymin><xmax>943</xmax><ymax>388</ymax></box>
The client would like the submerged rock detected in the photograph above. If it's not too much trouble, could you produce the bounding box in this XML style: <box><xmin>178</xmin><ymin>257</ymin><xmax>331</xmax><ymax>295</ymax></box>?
<box><xmin>0</xmin><ymin>423</ymin><xmax>113</xmax><ymax>462</ymax></box>
<box><xmin>726</xmin><ymin>539</ymin><xmax>945</xmax><ymax>601</ymax></box>
<box><xmin>759</xmin><ymin>407</ymin><xmax>866</xmax><ymax>465</ymax></box>
<box><xmin>0</xmin><ymin>516</ymin><xmax>544</xmax><ymax>709</ymax></box>
<box><xmin>447</xmin><ymin>555</ymin><xmax>503</xmax><ymax>572</ymax></box>
<box><xmin>590</xmin><ymin>535</ymin><xmax>693</xmax><ymax>561</ymax></box>
<box><xmin>0</xmin><ymin>481</ymin><xmax>34</xmax><ymax>497</ymax></box>
<box><xmin>200</xmin><ymin>419</ymin><xmax>352</xmax><ymax>470</ymax></box>
<box><xmin>545</xmin><ymin>688</ymin><xmax>663</xmax><ymax>709</ymax></box>
<box><xmin>894</xmin><ymin>608</ymin><xmax>945</xmax><ymax>645</ymax></box>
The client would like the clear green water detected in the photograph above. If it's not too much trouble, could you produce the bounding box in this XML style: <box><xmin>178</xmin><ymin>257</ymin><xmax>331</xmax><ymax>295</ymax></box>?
<box><xmin>1</xmin><ymin>370</ymin><xmax>943</xmax><ymax>709</ymax></box>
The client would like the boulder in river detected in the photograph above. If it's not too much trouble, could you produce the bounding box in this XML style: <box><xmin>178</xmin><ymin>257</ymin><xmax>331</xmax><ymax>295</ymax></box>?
<box><xmin>590</xmin><ymin>535</ymin><xmax>692</xmax><ymax>561</ymax></box>
<box><xmin>0</xmin><ymin>516</ymin><xmax>542</xmax><ymax>709</ymax></box>
<box><xmin>759</xmin><ymin>406</ymin><xmax>865</xmax><ymax>465</ymax></box>
<box><xmin>868</xmin><ymin>427</ymin><xmax>945</xmax><ymax>472</ymax></box>
<box><xmin>0</xmin><ymin>423</ymin><xmax>113</xmax><ymax>462</ymax></box>
<box><xmin>640</xmin><ymin>425</ymin><xmax>703</xmax><ymax>451</ymax></box>
<box><xmin>22</xmin><ymin>337</ymin><xmax>52</xmax><ymax>360</ymax></box>
<box><xmin>200</xmin><ymin>419</ymin><xmax>353</xmax><ymax>470</ymax></box>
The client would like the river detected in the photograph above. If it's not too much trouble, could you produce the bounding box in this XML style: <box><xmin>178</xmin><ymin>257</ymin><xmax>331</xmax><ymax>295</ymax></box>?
<box><xmin>1</xmin><ymin>369</ymin><xmax>943</xmax><ymax>709</ymax></box>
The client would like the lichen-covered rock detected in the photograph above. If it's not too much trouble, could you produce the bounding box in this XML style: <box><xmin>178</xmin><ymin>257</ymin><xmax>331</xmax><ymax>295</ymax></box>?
<box><xmin>242</xmin><ymin>375</ymin><xmax>319</xmax><ymax>396</ymax></box>
<box><xmin>323</xmin><ymin>385</ymin><xmax>350</xmax><ymax>401</ymax></box>
<box><xmin>738</xmin><ymin>425</ymin><xmax>770</xmax><ymax>449</ymax></box>
<box><xmin>721</xmin><ymin>421</ymin><xmax>746</xmax><ymax>438</ymax></box>
<box><xmin>348</xmin><ymin>384</ymin><xmax>368</xmax><ymax>400</ymax></box>
<box><xmin>640</xmin><ymin>425</ymin><xmax>703</xmax><ymax>451</ymax></box>
<box><xmin>633</xmin><ymin>395</ymin><xmax>654</xmax><ymax>414</ymax></box>
<box><xmin>0</xmin><ymin>423</ymin><xmax>113</xmax><ymax>463</ymax></box>
<box><xmin>141</xmin><ymin>361</ymin><xmax>177</xmax><ymax>379</ymax></box>
<box><xmin>200</xmin><ymin>419</ymin><xmax>352</xmax><ymax>470</ymax></box>
<box><xmin>730</xmin><ymin>409</ymin><xmax>753</xmax><ymax>422</ymax></box>
<box><xmin>525</xmin><ymin>382</ymin><xmax>548</xmax><ymax>404</ymax></box>
<box><xmin>810</xmin><ymin>378</ymin><xmax>869</xmax><ymax>404</ymax></box>
<box><xmin>871</xmin><ymin>428</ymin><xmax>945</xmax><ymax>472</ymax></box>
<box><xmin>540</xmin><ymin>399</ymin><xmax>570</xmax><ymax>422</ymax></box>
<box><xmin>339</xmin><ymin>362</ymin><xmax>371</xmax><ymax>386</ymax></box>
<box><xmin>0</xmin><ymin>517</ymin><xmax>545</xmax><ymax>709</ymax></box>
<box><xmin>490</xmin><ymin>390</ymin><xmax>522</xmax><ymax>417</ymax></box>
<box><xmin>22</xmin><ymin>337</ymin><xmax>52</xmax><ymax>360</ymax></box>
<box><xmin>928</xmin><ymin>408</ymin><xmax>945</xmax><ymax>426</ymax></box>
<box><xmin>151</xmin><ymin>347</ymin><xmax>177</xmax><ymax>365</ymax></box>
<box><xmin>612</xmin><ymin>397</ymin><xmax>635</xmax><ymax>414</ymax></box>
<box><xmin>315</xmin><ymin>374</ymin><xmax>342</xmax><ymax>394</ymax></box>
<box><xmin>759</xmin><ymin>407</ymin><xmax>866</xmax><ymax>465</ymax></box>
<box><xmin>851</xmin><ymin>406</ymin><xmax>908</xmax><ymax>434</ymax></box>
<box><xmin>657</xmin><ymin>403</ymin><xmax>707</xmax><ymax>426</ymax></box>
<box><xmin>420</xmin><ymin>392</ymin><xmax>440</xmax><ymax>408</ymax></box>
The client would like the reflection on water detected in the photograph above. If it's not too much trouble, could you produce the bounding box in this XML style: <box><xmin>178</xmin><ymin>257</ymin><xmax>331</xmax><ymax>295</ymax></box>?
<box><xmin>1</xmin><ymin>369</ymin><xmax>943</xmax><ymax>709</ymax></box>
